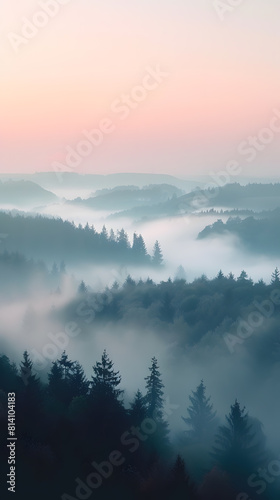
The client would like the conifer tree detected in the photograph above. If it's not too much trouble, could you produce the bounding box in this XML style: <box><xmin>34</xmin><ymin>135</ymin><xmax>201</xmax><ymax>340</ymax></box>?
<box><xmin>90</xmin><ymin>350</ymin><xmax>123</xmax><ymax>401</ymax></box>
<box><xmin>271</xmin><ymin>267</ymin><xmax>280</xmax><ymax>285</ymax></box>
<box><xmin>152</xmin><ymin>240</ymin><xmax>163</xmax><ymax>266</ymax></box>
<box><xmin>78</xmin><ymin>280</ymin><xmax>87</xmax><ymax>294</ymax></box>
<box><xmin>129</xmin><ymin>389</ymin><xmax>147</xmax><ymax>423</ymax></box>
<box><xmin>144</xmin><ymin>357</ymin><xmax>165</xmax><ymax>419</ymax></box>
<box><xmin>182</xmin><ymin>380</ymin><xmax>216</xmax><ymax>441</ymax></box>
<box><xmin>212</xmin><ymin>400</ymin><xmax>262</xmax><ymax>473</ymax></box>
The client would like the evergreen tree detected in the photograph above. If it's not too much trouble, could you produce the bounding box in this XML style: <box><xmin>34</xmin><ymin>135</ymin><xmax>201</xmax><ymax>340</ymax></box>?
<box><xmin>68</xmin><ymin>361</ymin><xmax>89</xmax><ymax>398</ymax></box>
<box><xmin>0</xmin><ymin>355</ymin><xmax>18</xmax><ymax>393</ymax></box>
<box><xmin>18</xmin><ymin>351</ymin><xmax>43</xmax><ymax>432</ymax></box>
<box><xmin>175</xmin><ymin>265</ymin><xmax>187</xmax><ymax>281</ymax></box>
<box><xmin>238</xmin><ymin>270</ymin><xmax>248</xmax><ymax>281</ymax></box>
<box><xmin>90</xmin><ymin>350</ymin><xmax>123</xmax><ymax>401</ymax></box>
<box><xmin>129</xmin><ymin>389</ymin><xmax>147</xmax><ymax>423</ymax></box>
<box><xmin>169</xmin><ymin>454</ymin><xmax>194</xmax><ymax>497</ymax></box>
<box><xmin>109</xmin><ymin>229</ymin><xmax>115</xmax><ymax>242</ymax></box>
<box><xmin>152</xmin><ymin>240</ymin><xmax>163</xmax><ymax>266</ymax></box>
<box><xmin>124</xmin><ymin>274</ymin><xmax>136</xmax><ymax>287</ymax></box>
<box><xmin>78</xmin><ymin>280</ymin><xmax>87</xmax><ymax>294</ymax></box>
<box><xmin>144</xmin><ymin>357</ymin><xmax>165</xmax><ymax>419</ymax></box>
<box><xmin>182</xmin><ymin>380</ymin><xmax>216</xmax><ymax>441</ymax></box>
<box><xmin>144</xmin><ymin>357</ymin><xmax>170</xmax><ymax>459</ymax></box>
<box><xmin>271</xmin><ymin>267</ymin><xmax>280</xmax><ymax>284</ymax></box>
<box><xmin>117</xmin><ymin>228</ymin><xmax>130</xmax><ymax>250</ymax></box>
<box><xmin>101</xmin><ymin>225</ymin><xmax>108</xmax><ymax>240</ymax></box>
<box><xmin>212</xmin><ymin>400</ymin><xmax>262</xmax><ymax>474</ymax></box>
<box><xmin>48</xmin><ymin>360</ymin><xmax>66</xmax><ymax>404</ymax></box>
<box><xmin>132</xmin><ymin>233</ymin><xmax>147</xmax><ymax>259</ymax></box>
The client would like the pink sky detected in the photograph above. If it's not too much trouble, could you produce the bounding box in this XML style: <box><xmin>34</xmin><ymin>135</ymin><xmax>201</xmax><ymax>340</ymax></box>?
<box><xmin>1</xmin><ymin>0</ymin><xmax>280</xmax><ymax>177</ymax></box>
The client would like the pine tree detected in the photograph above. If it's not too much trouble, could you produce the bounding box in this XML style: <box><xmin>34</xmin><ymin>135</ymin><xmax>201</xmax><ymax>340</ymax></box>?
<box><xmin>109</xmin><ymin>229</ymin><xmax>115</xmax><ymax>242</ymax></box>
<box><xmin>152</xmin><ymin>240</ymin><xmax>163</xmax><ymax>266</ymax></box>
<box><xmin>238</xmin><ymin>270</ymin><xmax>248</xmax><ymax>281</ymax></box>
<box><xmin>144</xmin><ymin>357</ymin><xmax>170</xmax><ymax>458</ymax></box>
<box><xmin>182</xmin><ymin>380</ymin><xmax>216</xmax><ymax>441</ymax></box>
<box><xmin>124</xmin><ymin>274</ymin><xmax>136</xmax><ymax>287</ymax></box>
<box><xmin>68</xmin><ymin>362</ymin><xmax>89</xmax><ymax>398</ymax></box>
<box><xmin>271</xmin><ymin>267</ymin><xmax>280</xmax><ymax>284</ymax></box>
<box><xmin>90</xmin><ymin>350</ymin><xmax>123</xmax><ymax>401</ymax></box>
<box><xmin>170</xmin><ymin>454</ymin><xmax>194</xmax><ymax>495</ymax></box>
<box><xmin>48</xmin><ymin>360</ymin><xmax>66</xmax><ymax>402</ymax></box>
<box><xmin>20</xmin><ymin>351</ymin><xmax>40</xmax><ymax>388</ymax></box>
<box><xmin>212</xmin><ymin>400</ymin><xmax>262</xmax><ymax>474</ymax></box>
<box><xmin>216</xmin><ymin>270</ymin><xmax>224</xmax><ymax>280</ymax></box>
<box><xmin>117</xmin><ymin>228</ymin><xmax>130</xmax><ymax>250</ymax></box>
<box><xmin>129</xmin><ymin>389</ymin><xmax>147</xmax><ymax>423</ymax></box>
<box><xmin>18</xmin><ymin>351</ymin><xmax>42</xmax><ymax>431</ymax></box>
<box><xmin>174</xmin><ymin>265</ymin><xmax>187</xmax><ymax>281</ymax></box>
<box><xmin>57</xmin><ymin>351</ymin><xmax>73</xmax><ymax>377</ymax></box>
<box><xmin>132</xmin><ymin>233</ymin><xmax>147</xmax><ymax>259</ymax></box>
<box><xmin>144</xmin><ymin>357</ymin><xmax>165</xmax><ymax>419</ymax></box>
<box><xmin>78</xmin><ymin>280</ymin><xmax>87</xmax><ymax>294</ymax></box>
<box><xmin>101</xmin><ymin>225</ymin><xmax>108</xmax><ymax>240</ymax></box>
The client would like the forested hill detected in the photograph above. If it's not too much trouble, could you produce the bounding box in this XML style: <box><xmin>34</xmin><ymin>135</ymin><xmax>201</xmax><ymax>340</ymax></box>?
<box><xmin>198</xmin><ymin>209</ymin><xmax>280</xmax><ymax>255</ymax></box>
<box><xmin>0</xmin><ymin>212</ymin><xmax>162</xmax><ymax>266</ymax></box>
<box><xmin>110</xmin><ymin>182</ymin><xmax>280</xmax><ymax>220</ymax></box>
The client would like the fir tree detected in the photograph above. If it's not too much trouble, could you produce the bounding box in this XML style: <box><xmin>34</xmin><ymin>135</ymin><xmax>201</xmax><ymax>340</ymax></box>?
<box><xmin>144</xmin><ymin>357</ymin><xmax>165</xmax><ymax>419</ymax></box>
<box><xmin>152</xmin><ymin>240</ymin><xmax>163</xmax><ymax>266</ymax></box>
<box><xmin>132</xmin><ymin>233</ymin><xmax>147</xmax><ymax>258</ymax></box>
<box><xmin>271</xmin><ymin>267</ymin><xmax>280</xmax><ymax>285</ymax></box>
<box><xmin>68</xmin><ymin>362</ymin><xmax>89</xmax><ymax>398</ymax></box>
<box><xmin>212</xmin><ymin>400</ymin><xmax>262</xmax><ymax>474</ymax></box>
<box><xmin>78</xmin><ymin>280</ymin><xmax>87</xmax><ymax>294</ymax></box>
<box><xmin>182</xmin><ymin>380</ymin><xmax>216</xmax><ymax>441</ymax></box>
<box><xmin>90</xmin><ymin>350</ymin><xmax>123</xmax><ymax>401</ymax></box>
<box><xmin>129</xmin><ymin>389</ymin><xmax>147</xmax><ymax>423</ymax></box>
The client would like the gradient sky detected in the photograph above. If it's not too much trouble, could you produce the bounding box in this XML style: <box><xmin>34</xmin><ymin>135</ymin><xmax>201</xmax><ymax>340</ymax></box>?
<box><xmin>1</xmin><ymin>0</ymin><xmax>280</xmax><ymax>177</ymax></box>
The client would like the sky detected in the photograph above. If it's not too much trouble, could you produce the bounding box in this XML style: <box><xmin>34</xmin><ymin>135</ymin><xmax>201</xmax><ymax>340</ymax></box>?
<box><xmin>1</xmin><ymin>0</ymin><xmax>280</xmax><ymax>177</ymax></box>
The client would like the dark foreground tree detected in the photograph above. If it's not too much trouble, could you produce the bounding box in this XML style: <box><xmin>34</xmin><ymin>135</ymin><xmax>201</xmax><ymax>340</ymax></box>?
<box><xmin>212</xmin><ymin>400</ymin><xmax>264</xmax><ymax>477</ymax></box>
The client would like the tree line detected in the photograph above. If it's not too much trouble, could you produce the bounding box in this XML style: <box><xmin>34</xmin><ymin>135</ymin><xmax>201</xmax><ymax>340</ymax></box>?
<box><xmin>0</xmin><ymin>351</ymin><xmax>277</xmax><ymax>499</ymax></box>
<box><xmin>0</xmin><ymin>212</ymin><xmax>163</xmax><ymax>265</ymax></box>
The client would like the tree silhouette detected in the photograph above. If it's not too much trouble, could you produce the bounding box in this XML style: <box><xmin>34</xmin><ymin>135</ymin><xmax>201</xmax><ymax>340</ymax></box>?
<box><xmin>182</xmin><ymin>380</ymin><xmax>216</xmax><ymax>441</ymax></box>
<box><xmin>132</xmin><ymin>233</ymin><xmax>147</xmax><ymax>258</ymax></box>
<box><xmin>90</xmin><ymin>349</ymin><xmax>123</xmax><ymax>401</ymax></box>
<box><xmin>152</xmin><ymin>240</ymin><xmax>163</xmax><ymax>266</ymax></box>
<box><xmin>78</xmin><ymin>280</ymin><xmax>87</xmax><ymax>294</ymax></box>
<box><xmin>271</xmin><ymin>267</ymin><xmax>280</xmax><ymax>285</ymax></box>
<box><xmin>144</xmin><ymin>357</ymin><xmax>165</xmax><ymax>418</ymax></box>
<box><xmin>129</xmin><ymin>389</ymin><xmax>147</xmax><ymax>424</ymax></box>
<box><xmin>212</xmin><ymin>400</ymin><xmax>263</xmax><ymax>475</ymax></box>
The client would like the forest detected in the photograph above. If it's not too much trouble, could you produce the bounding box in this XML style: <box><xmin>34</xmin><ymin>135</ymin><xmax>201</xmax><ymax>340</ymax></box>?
<box><xmin>0</xmin><ymin>212</ymin><xmax>163</xmax><ymax>266</ymax></box>
<box><xmin>0</xmin><ymin>348</ymin><xmax>278</xmax><ymax>499</ymax></box>
<box><xmin>1</xmin><ymin>267</ymin><xmax>280</xmax><ymax>498</ymax></box>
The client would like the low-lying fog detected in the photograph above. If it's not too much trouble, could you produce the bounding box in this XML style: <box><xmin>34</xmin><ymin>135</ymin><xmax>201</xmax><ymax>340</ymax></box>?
<box><xmin>1</xmin><ymin>189</ymin><xmax>280</xmax><ymax>454</ymax></box>
<box><xmin>38</xmin><ymin>201</ymin><xmax>277</xmax><ymax>285</ymax></box>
